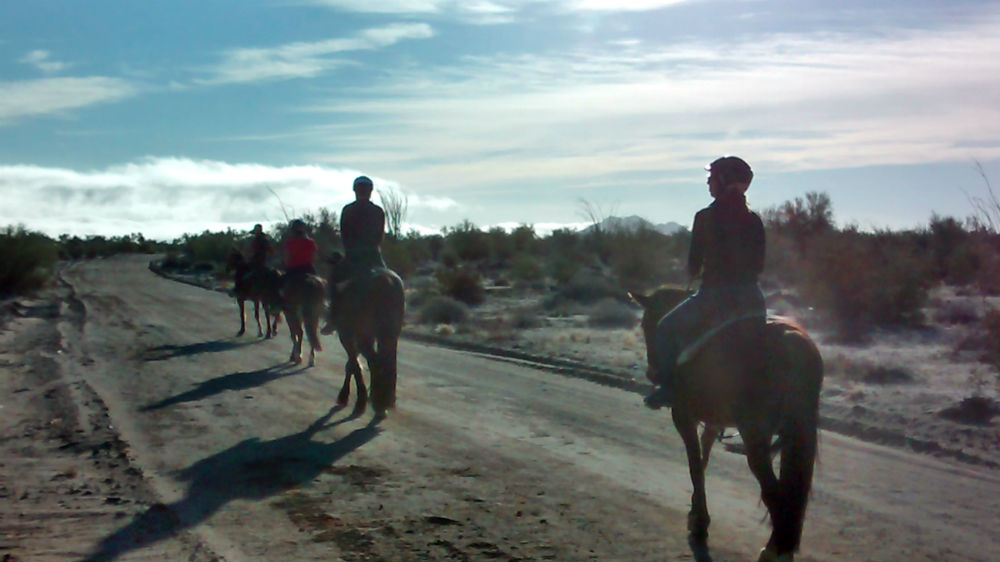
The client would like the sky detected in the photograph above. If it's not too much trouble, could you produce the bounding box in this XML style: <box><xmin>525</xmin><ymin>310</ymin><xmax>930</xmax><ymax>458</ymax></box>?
<box><xmin>2</xmin><ymin>0</ymin><xmax>1000</xmax><ymax>240</ymax></box>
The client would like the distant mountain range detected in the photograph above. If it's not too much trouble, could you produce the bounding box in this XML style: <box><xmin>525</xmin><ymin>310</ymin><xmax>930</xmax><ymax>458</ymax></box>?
<box><xmin>582</xmin><ymin>215</ymin><xmax>686</xmax><ymax>235</ymax></box>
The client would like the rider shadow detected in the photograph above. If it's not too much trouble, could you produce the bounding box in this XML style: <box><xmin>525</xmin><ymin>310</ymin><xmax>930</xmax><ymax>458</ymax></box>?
<box><xmin>142</xmin><ymin>339</ymin><xmax>256</xmax><ymax>362</ymax></box>
<box><xmin>138</xmin><ymin>363</ymin><xmax>307</xmax><ymax>412</ymax></box>
<box><xmin>80</xmin><ymin>407</ymin><xmax>382</xmax><ymax>562</ymax></box>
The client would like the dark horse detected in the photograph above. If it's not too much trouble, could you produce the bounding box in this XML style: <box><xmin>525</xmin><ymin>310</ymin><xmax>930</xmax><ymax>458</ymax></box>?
<box><xmin>630</xmin><ymin>286</ymin><xmax>822</xmax><ymax>562</ymax></box>
<box><xmin>275</xmin><ymin>271</ymin><xmax>326</xmax><ymax>366</ymax></box>
<box><xmin>326</xmin><ymin>256</ymin><xmax>405</xmax><ymax>418</ymax></box>
<box><xmin>225</xmin><ymin>249</ymin><xmax>280</xmax><ymax>338</ymax></box>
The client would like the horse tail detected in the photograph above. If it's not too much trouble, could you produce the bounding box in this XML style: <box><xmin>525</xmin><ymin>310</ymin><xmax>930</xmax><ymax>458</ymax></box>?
<box><xmin>372</xmin><ymin>270</ymin><xmax>405</xmax><ymax>411</ymax></box>
<box><xmin>303</xmin><ymin>276</ymin><xmax>325</xmax><ymax>350</ymax></box>
<box><xmin>776</xmin><ymin>328</ymin><xmax>823</xmax><ymax>553</ymax></box>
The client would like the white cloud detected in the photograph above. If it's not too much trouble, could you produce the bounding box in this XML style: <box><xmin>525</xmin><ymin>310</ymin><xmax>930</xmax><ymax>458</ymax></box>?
<box><xmin>299</xmin><ymin>16</ymin><xmax>1000</xmax><ymax>193</ymax></box>
<box><xmin>202</xmin><ymin>23</ymin><xmax>434</xmax><ymax>84</ymax></box>
<box><xmin>0</xmin><ymin>157</ymin><xmax>459</xmax><ymax>239</ymax></box>
<box><xmin>308</xmin><ymin>0</ymin><xmax>517</xmax><ymax>23</ymax></box>
<box><xmin>566</xmin><ymin>0</ymin><xmax>692</xmax><ymax>10</ymax></box>
<box><xmin>0</xmin><ymin>77</ymin><xmax>136</xmax><ymax>124</ymax></box>
<box><xmin>18</xmin><ymin>50</ymin><xmax>68</xmax><ymax>73</ymax></box>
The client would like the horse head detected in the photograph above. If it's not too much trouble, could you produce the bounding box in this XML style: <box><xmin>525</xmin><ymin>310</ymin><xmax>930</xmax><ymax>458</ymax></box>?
<box><xmin>628</xmin><ymin>285</ymin><xmax>693</xmax><ymax>383</ymax></box>
<box><xmin>225</xmin><ymin>247</ymin><xmax>246</xmax><ymax>272</ymax></box>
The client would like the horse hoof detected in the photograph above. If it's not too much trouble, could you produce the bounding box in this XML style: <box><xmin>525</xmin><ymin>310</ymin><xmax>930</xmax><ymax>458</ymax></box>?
<box><xmin>373</xmin><ymin>409</ymin><xmax>388</xmax><ymax>421</ymax></box>
<box><xmin>757</xmin><ymin>546</ymin><xmax>792</xmax><ymax>562</ymax></box>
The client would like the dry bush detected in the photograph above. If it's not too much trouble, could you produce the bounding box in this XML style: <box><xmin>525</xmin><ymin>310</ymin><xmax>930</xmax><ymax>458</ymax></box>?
<box><xmin>509</xmin><ymin>254</ymin><xmax>545</xmax><ymax>285</ymax></box>
<box><xmin>435</xmin><ymin>265</ymin><xmax>485</xmax><ymax>305</ymax></box>
<box><xmin>551</xmin><ymin>270</ymin><xmax>621</xmax><ymax>305</ymax></box>
<box><xmin>418</xmin><ymin>296</ymin><xmax>469</xmax><ymax>325</ymax></box>
<box><xmin>938</xmin><ymin>396</ymin><xmax>1000</xmax><ymax>426</ymax></box>
<box><xmin>861</xmin><ymin>365</ymin><xmax>915</xmax><ymax>385</ymax></box>
<box><xmin>978</xmin><ymin>308</ymin><xmax>1000</xmax><ymax>367</ymax></box>
<box><xmin>1</xmin><ymin>226</ymin><xmax>58</xmax><ymax>296</ymax></box>
<box><xmin>508</xmin><ymin>307</ymin><xmax>543</xmax><ymax>329</ymax></box>
<box><xmin>797</xmin><ymin>230</ymin><xmax>931</xmax><ymax>339</ymax></box>
<box><xmin>932</xmin><ymin>299</ymin><xmax>981</xmax><ymax>325</ymax></box>
<box><xmin>587</xmin><ymin>298</ymin><xmax>638</xmax><ymax>328</ymax></box>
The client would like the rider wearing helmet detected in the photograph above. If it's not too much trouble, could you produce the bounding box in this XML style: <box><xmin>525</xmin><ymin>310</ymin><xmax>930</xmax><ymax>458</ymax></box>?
<box><xmin>340</xmin><ymin>175</ymin><xmax>386</xmax><ymax>272</ymax></box>
<box><xmin>644</xmin><ymin>156</ymin><xmax>766</xmax><ymax>409</ymax></box>
<box><xmin>321</xmin><ymin>175</ymin><xmax>387</xmax><ymax>334</ymax></box>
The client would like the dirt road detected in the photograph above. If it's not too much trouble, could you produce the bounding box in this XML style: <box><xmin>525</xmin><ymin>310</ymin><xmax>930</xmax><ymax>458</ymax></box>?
<box><xmin>2</xmin><ymin>254</ymin><xmax>999</xmax><ymax>561</ymax></box>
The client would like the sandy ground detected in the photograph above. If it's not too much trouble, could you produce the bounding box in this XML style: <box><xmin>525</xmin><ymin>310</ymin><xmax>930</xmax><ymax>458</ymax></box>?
<box><xmin>1</xmin><ymin>254</ymin><xmax>1000</xmax><ymax>561</ymax></box>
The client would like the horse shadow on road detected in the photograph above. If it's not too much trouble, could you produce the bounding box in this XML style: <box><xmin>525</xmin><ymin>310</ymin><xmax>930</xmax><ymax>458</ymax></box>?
<box><xmin>141</xmin><ymin>338</ymin><xmax>257</xmax><ymax>362</ymax></box>
<box><xmin>139</xmin><ymin>363</ymin><xmax>307</xmax><ymax>412</ymax></box>
<box><xmin>80</xmin><ymin>407</ymin><xmax>382</xmax><ymax>562</ymax></box>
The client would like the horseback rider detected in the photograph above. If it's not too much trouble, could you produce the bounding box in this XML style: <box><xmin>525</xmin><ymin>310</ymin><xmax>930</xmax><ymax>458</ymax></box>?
<box><xmin>340</xmin><ymin>175</ymin><xmax>387</xmax><ymax>273</ymax></box>
<box><xmin>644</xmin><ymin>156</ymin><xmax>767</xmax><ymax>410</ymax></box>
<box><xmin>243</xmin><ymin>223</ymin><xmax>274</xmax><ymax>289</ymax></box>
<box><xmin>321</xmin><ymin>175</ymin><xmax>387</xmax><ymax>334</ymax></box>
<box><xmin>282</xmin><ymin>219</ymin><xmax>319</xmax><ymax>283</ymax></box>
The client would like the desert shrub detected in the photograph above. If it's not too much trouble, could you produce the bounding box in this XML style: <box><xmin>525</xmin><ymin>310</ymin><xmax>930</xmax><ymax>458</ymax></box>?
<box><xmin>552</xmin><ymin>271</ymin><xmax>621</xmax><ymax>304</ymax></box>
<box><xmin>508</xmin><ymin>307</ymin><xmax>543</xmax><ymax>329</ymax></box>
<box><xmin>798</xmin><ymin>229</ymin><xmax>931</xmax><ymax>338</ymax></box>
<box><xmin>180</xmin><ymin>229</ymin><xmax>241</xmax><ymax>264</ymax></box>
<box><xmin>938</xmin><ymin>396</ymin><xmax>1000</xmax><ymax>425</ymax></box>
<box><xmin>435</xmin><ymin>265</ymin><xmax>485</xmax><ymax>305</ymax></box>
<box><xmin>418</xmin><ymin>296</ymin><xmax>469</xmax><ymax>325</ymax></box>
<box><xmin>933</xmin><ymin>299</ymin><xmax>980</xmax><ymax>325</ymax></box>
<box><xmin>548</xmin><ymin>254</ymin><xmax>582</xmax><ymax>285</ymax></box>
<box><xmin>861</xmin><ymin>365</ymin><xmax>915</xmax><ymax>385</ymax></box>
<box><xmin>605</xmin><ymin>225</ymin><xmax>678</xmax><ymax>290</ymax></box>
<box><xmin>487</xmin><ymin>226</ymin><xmax>515</xmax><ymax>262</ymax></box>
<box><xmin>978</xmin><ymin>308</ymin><xmax>1000</xmax><ymax>367</ymax></box>
<box><xmin>967</xmin><ymin>233</ymin><xmax>1000</xmax><ymax>295</ymax></box>
<box><xmin>0</xmin><ymin>226</ymin><xmax>58</xmax><ymax>296</ymax></box>
<box><xmin>444</xmin><ymin>220</ymin><xmax>491</xmax><ymax>262</ymax></box>
<box><xmin>587</xmin><ymin>298</ymin><xmax>638</xmax><ymax>328</ymax></box>
<box><xmin>509</xmin><ymin>254</ymin><xmax>545</xmax><ymax>284</ymax></box>
<box><xmin>382</xmin><ymin>238</ymin><xmax>416</xmax><ymax>280</ymax></box>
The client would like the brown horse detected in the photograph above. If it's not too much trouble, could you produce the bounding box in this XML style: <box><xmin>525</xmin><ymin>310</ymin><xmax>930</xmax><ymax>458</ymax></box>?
<box><xmin>277</xmin><ymin>271</ymin><xmax>326</xmax><ymax>366</ymax></box>
<box><xmin>226</xmin><ymin>249</ymin><xmax>280</xmax><ymax>338</ymax></box>
<box><xmin>326</xmin><ymin>259</ymin><xmax>405</xmax><ymax>418</ymax></box>
<box><xmin>630</xmin><ymin>286</ymin><xmax>823</xmax><ymax>562</ymax></box>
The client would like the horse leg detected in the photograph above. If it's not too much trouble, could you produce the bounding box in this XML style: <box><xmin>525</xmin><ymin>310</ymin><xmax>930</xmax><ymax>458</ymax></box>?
<box><xmin>253</xmin><ymin>299</ymin><xmax>264</xmax><ymax>337</ymax></box>
<box><xmin>373</xmin><ymin>335</ymin><xmax>399</xmax><ymax>413</ymax></box>
<box><xmin>359</xmin><ymin>339</ymin><xmax>383</xmax><ymax>416</ymax></box>
<box><xmin>236</xmin><ymin>297</ymin><xmax>246</xmax><ymax>336</ymax></box>
<box><xmin>673</xmin><ymin>410</ymin><xmax>710</xmax><ymax>546</ymax></box>
<box><xmin>286</xmin><ymin>308</ymin><xmax>303</xmax><ymax>364</ymax></box>
<box><xmin>337</xmin><ymin>335</ymin><xmax>365</xmax><ymax>410</ymax></box>
<box><xmin>770</xmin><ymin>411</ymin><xmax>818</xmax><ymax>559</ymax></box>
<box><xmin>304</xmin><ymin>300</ymin><xmax>323</xmax><ymax>366</ymax></box>
<box><xmin>740</xmin><ymin>424</ymin><xmax>785</xmax><ymax>562</ymax></box>
<box><xmin>699</xmin><ymin>424</ymin><xmax>723</xmax><ymax>470</ymax></box>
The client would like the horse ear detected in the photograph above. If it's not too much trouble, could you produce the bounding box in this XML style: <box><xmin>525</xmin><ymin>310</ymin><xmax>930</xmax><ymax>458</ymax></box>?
<box><xmin>628</xmin><ymin>291</ymin><xmax>650</xmax><ymax>308</ymax></box>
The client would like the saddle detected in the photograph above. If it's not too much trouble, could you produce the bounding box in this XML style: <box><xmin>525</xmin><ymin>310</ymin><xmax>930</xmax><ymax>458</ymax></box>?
<box><xmin>676</xmin><ymin>313</ymin><xmax>768</xmax><ymax>367</ymax></box>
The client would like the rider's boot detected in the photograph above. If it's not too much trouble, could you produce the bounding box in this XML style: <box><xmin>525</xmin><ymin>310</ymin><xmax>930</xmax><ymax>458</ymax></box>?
<box><xmin>644</xmin><ymin>381</ymin><xmax>674</xmax><ymax>410</ymax></box>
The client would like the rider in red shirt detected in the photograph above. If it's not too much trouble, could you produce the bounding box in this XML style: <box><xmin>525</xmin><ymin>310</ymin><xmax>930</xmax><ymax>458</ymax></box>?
<box><xmin>283</xmin><ymin>219</ymin><xmax>318</xmax><ymax>280</ymax></box>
